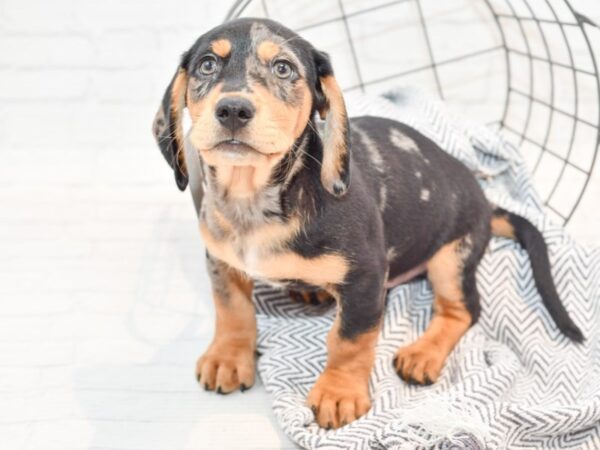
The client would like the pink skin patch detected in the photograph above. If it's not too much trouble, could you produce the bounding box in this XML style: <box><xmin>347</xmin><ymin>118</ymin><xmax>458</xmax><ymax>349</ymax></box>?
<box><xmin>385</xmin><ymin>263</ymin><xmax>428</xmax><ymax>289</ymax></box>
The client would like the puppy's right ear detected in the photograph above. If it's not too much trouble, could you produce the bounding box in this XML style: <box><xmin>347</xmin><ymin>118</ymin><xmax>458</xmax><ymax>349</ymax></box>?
<box><xmin>152</xmin><ymin>66</ymin><xmax>189</xmax><ymax>191</ymax></box>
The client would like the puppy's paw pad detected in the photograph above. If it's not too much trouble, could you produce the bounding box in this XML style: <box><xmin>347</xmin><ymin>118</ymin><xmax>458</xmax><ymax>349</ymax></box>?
<box><xmin>195</xmin><ymin>341</ymin><xmax>255</xmax><ymax>394</ymax></box>
<box><xmin>394</xmin><ymin>339</ymin><xmax>445</xmax><ymax>385</ymax></box>
<box><xmin>307</xmin><ymin>369</ymin><xmax>371</xmax><ymax>429</ymax></box>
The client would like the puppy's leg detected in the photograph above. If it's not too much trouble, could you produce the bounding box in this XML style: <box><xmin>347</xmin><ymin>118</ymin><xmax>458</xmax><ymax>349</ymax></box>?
<box><xmin>394</xmin><ymin>234</ymin><xmax>483</xmax><ymax>385</ymax></box>
<box><xmin>196</xmin><ymin>254</ymin><xmax>256</xmax><ymax>394</ymax></box>
<box><xmin>307</xmin><ymin>271</ymin><xmax>385</xmax><ymax>429</ymax></box>
<box><xmin>289</xmin><ymin>289</ymin><xmax>334</xmax><ymax>306</ymax></box>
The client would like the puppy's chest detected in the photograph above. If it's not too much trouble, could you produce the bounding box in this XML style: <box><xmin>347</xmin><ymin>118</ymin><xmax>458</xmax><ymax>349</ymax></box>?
<box><xmin>199</xmin><ymin>218</ymin><xmax>348</xmax><ymax>287</ymax></box>
<box><xmin>201</xmin><ymin>223</ymin><xmax>267</xmax><ymax>275</ymax></box>
<box><xmin>226</xmin><ymin>238</ymin><xmax>265</xmax><ymax>279</ymax></box>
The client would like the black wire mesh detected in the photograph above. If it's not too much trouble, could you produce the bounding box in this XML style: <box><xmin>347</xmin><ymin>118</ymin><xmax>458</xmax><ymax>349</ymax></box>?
<box><xmin>226</xmin><ymin>0</ymin><xmax>600</xmax><ymax>224</ymax></box>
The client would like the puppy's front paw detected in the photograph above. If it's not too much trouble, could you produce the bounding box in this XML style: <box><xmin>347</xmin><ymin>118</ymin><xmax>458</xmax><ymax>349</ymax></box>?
<box><xmin>394</xmin><ymin>338</ymin><xmax>446</xmax><ymax>385</ymax></box>
<box><xmin>307</xmin><ymin>369</ymin><xmax>371</xmax><ymax>429</ymax></box>
<box><xmin>196</xmin><ymin>340</ymin><xmax>255</xmax><ymax>394</ymax></box>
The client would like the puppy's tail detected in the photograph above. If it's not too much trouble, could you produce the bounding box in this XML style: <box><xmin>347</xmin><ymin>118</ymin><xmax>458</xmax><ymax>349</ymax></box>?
<box><xmin>490</xmin><ymin>208</ymin><xmax>584</xmax><ymax>343</ymax></box>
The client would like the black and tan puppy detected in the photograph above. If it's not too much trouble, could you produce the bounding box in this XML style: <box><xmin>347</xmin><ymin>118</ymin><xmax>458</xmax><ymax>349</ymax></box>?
<box><xmin>153</xmin><ymin>18</ymin><xmax>583</xmax><ymax>429</ymax></box>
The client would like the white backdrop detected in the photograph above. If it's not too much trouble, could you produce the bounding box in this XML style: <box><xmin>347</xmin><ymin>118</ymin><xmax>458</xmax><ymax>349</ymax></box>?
<box><xmin>0</xmin><ymin>1</ymin><xmax>599</xmax><ymax>449</ymax></box>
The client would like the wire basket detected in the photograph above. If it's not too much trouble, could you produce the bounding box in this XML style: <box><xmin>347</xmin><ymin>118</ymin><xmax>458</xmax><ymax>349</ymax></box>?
<box><xmin>226</xmin><ymin>0</ymin><xmax>600</xmax><ymax>224</ymax></box>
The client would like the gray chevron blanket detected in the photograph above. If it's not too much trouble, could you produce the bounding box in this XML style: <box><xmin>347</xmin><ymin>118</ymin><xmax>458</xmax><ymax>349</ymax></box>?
<box><xmin>252</xmin><ymin>88</ymin><xmax>600</xmax><ymax>449</ymax></box>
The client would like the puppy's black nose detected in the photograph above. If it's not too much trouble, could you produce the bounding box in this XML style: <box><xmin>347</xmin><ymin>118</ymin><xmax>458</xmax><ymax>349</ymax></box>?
<box><xmin>215</xmin><ymin>97</ymin><xmax>255</xmax><ymax>131</ymax></box>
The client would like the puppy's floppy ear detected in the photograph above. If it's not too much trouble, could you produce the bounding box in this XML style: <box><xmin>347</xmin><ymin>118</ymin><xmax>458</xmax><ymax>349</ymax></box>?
<box><xmin>313</xmin><ymin>50</ymin><xmax>350</xmax><ymax>197</ymax></box>
<box><xmin>152</xmin><ymin>65</ymin><xmax>189</xmax><ymax>191</ymax></box>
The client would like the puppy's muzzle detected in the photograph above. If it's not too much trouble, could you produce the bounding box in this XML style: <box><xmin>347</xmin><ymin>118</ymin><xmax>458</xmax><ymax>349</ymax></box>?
<box><xmin>215</xmin><ymin>97</ymin><xmax>255</xmax><ymax>133</ymax></box>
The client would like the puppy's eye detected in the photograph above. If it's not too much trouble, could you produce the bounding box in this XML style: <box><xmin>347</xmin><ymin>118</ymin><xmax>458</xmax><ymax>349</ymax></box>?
<box><xmin>272</xmin><ymin>60</ymin><xmax>293</xmax><ymax>79</ymax></box>
<box><xmin>199</xmin><ymin>56</ymin><xmax>218</xmax><ymax>75</ymax></box>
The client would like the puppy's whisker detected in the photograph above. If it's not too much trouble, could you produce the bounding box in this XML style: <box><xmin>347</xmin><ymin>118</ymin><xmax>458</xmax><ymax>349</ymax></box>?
<box><xmin>305</xmin><ymin>120</ymin><xmax>319</xmax><ymax>136</ymax></box>
<box><xmin>298</xmin><ymin>147</ymin><xmax>322</xmax><ymax>168</ymax></box>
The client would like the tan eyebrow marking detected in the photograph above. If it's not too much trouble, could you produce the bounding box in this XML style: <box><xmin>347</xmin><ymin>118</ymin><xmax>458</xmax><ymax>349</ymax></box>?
<box><xmin>211</xmin><ymin>39</ymin><xmax>231</xmax><ymax>58</ymax></box>
<box><xmin>257</xmin><ymin>40</ymin><xmax>281</xmax><ymax>64</ymax></box>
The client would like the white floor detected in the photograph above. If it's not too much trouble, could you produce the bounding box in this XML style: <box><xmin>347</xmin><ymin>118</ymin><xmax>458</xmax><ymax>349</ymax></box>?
<box><xmin>0</xmin><ymin>169</ymin><xmax>298</xmax><ymax>449</ymax></box>
<box><xmin>1</xmin><ymin>1</ymin><xmax>600</xmax><ymax>449</ymax></box>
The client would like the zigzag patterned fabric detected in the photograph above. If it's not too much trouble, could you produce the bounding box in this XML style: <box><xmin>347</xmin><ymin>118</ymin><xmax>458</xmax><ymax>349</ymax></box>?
<box><xmin>251</xmin><ymin>89</ymin><xmax>600</xmax><ymax>449</ymax></box>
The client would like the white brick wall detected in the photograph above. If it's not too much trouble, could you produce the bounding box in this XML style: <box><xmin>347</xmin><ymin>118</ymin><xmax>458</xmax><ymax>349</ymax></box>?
<box><xmin>0</xmin><ymin>0</ymin><xmax>231</xmax><ymax>153</ymax></box>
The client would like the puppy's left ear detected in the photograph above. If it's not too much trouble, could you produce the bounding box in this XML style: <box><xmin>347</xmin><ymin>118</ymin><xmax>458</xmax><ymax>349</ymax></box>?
<box><xmin>313</xmin><ymin>50</ymin><xmax>351</xmax><ymax>197</ymax></box>
<box><xmin>152</xmin><ymin>66</ymin><xmax>189</xmax><ymax>191</ymax></box>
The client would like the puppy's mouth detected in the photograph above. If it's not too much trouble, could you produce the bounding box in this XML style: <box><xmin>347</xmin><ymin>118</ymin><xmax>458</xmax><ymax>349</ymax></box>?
<box><xmin>200</xmin><ymin>138</ymin><xmax>262</xmax><ymax>166</ymax></box>
<box><xmin>199</xmin><ymin>138</ymin><xmax>283</xmax><ymax>167</ymax></box>
<box><xmin>212</xmin><ymin>139</ymin><xmax>261</xmax><ymax>157</ymax></box>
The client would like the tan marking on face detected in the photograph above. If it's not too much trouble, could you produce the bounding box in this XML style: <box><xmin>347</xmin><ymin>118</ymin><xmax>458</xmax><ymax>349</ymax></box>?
<box><xmin>257</xmin><ymin>40</ymin><xmax>280</xmax><ymax>64</ymax></box>
<box><xmin>319</xmin><ymin>75</ymin><xmax>348</xmax><ymax>193</ymax></box>
<box><xmin>491</xmin><ymin>215</ymin><xmax>515</xmax><ymax>239</ymax></box>
<box><xmin>190</xmin><ymin>79</ymin><xmax>309</xmax><ymax>154</ymax></box>
<box><xmin>426</xmin><ymin>238</ymin><xmax>465</xmax><ymax>302</ymax></box>
<box><xmin>250</xmin><ymin>81</ymin><xmax>312</xmax><ymax>144</ymax></box>
<box><xmin>394</xmin><ymin>295</ymin><xmax>471</xmax><ymax>384</ymax></box>
<box><xmin>187</xmin><ymin>82</ymin><xmax>223</xmax><ymax>128</ymax></box>
<box><xmin>196</xmin><ymin>265</ymin><xmax>256</xmax><ymax>393</ymax></box>
<box><xmin>188</xmin><ymin>83</ymin><xmax>281</xmax><ymax>197</ymax></box>
<box><xmin>307</xmin><ymin>314</ymin><xmax>379</xmax><ymax>428</ymax></box>
<box><xmin>190</xmin><ymin>77</ymin><xmax>311</xmax><ymax>197</ymax></box>
<box><xmin>200</xmin><ymin>220</ymin><xmax>348</xmax><ymax>286</ymax></box>
<box><xmin>210</xmin><ymin>39</ymin><xmax>231</xmax><ymax>58</ymax></box>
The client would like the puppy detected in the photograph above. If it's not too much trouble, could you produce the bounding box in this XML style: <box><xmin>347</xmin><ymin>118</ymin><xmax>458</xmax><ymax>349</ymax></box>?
<box><xmin>152</xmin><ymin>18</ymin><xmax>583</xmax><ymax>429</ymax></box>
